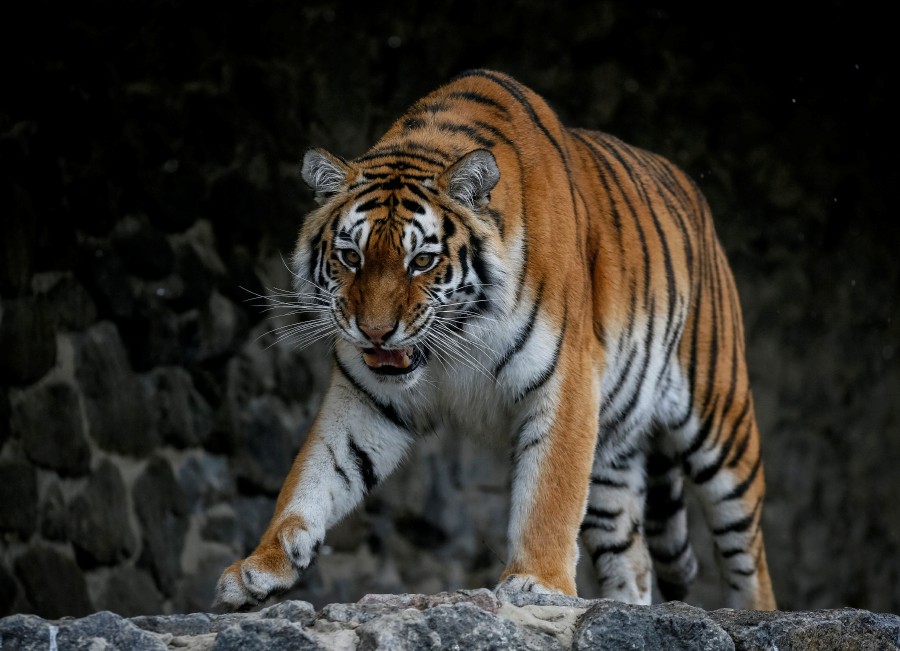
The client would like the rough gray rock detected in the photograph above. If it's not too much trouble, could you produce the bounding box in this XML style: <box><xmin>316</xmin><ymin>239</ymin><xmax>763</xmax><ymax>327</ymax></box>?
<box><xmin>134</xmin><ymin>456</ymin><xmax>190</xmax><ymax>596</ymax></box>
<box><xmin>75</xmin><ymin>321</ymin><xmax>156</xmax><ymax>456</ymax></box>
<box><xmin>0</xmin><ymin>461</ymin><xmax>37</xmax><ymax>537</ymax></box>
<box><xmin>94</xmin><ymin>565</ymin><xmax>165</xmax><ymax>618</ymax></box>
<box><xmin>0</xmin><ymin>297</ymin><xmax>57</xmax><ymax>386</ymax></box>
<box><xmin>11</xmin><ymin>546</ymin><xmax>92</xmax><ymax>619</ymax></box>
<box><xmin>2</xmin><ymin>591</ymin><xmax>898</xmax><ymax>650</ymax></box>
<box><xmin>573</xmin><ymin>600</ymin><xmax>734</xmax><ymax>650</ymax></box>
<box><xmin>143</xmin><ymin>365</ymin><xmax>214</xmax><ymax>448</ymax></box>
<box><xmin>12</xmin><ymin>380</ymin><xmax>91</xmax><ymax>475</ymax></box>
<box><xmin>709</xmin><ymin>606</ymin><xmax>900</xmax><ymax>651</ymax></box>
<box><xmin>67</xmin><ymin>460</ymin><xmax>137</xmax><ymax>567</ymax></box>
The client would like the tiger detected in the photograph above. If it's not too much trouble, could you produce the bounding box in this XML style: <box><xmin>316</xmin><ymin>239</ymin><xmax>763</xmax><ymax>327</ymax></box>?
<box><xmin>214</xmin><ymin>68</ymin><xmax>777</xmax><ymax>612</ymax></box>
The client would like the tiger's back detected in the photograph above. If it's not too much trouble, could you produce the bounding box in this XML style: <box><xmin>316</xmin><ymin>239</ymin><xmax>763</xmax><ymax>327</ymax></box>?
<box><xmin>214</xmin><ymin>69</ymin><xmax>775</xmax><ymax>612</ymax></box>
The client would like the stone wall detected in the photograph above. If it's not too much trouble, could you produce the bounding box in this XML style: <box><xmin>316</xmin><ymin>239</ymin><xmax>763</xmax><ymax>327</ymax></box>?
<box><xmin>1</xmin><ymin>1</ymin><xmax>897</xmax><ymax>620</ymax></box>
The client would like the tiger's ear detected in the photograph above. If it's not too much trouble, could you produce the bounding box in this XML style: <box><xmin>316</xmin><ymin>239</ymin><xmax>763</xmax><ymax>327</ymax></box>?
<box><xmin>439</xmin><ymin>149</ymin><xmax>500</xmax><ymax>211</ymax></box>
<box><xmin>301</xmin><ymin>148</ymin><xmax>353</xmax><ymax>204</ymax></box>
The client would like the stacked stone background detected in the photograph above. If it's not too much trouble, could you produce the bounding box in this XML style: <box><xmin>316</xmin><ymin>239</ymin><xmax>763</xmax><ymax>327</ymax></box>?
<box><xmin>1</xmin><ymin>1</ymin><xmax>897</xmax><ymax>621</ymax></box>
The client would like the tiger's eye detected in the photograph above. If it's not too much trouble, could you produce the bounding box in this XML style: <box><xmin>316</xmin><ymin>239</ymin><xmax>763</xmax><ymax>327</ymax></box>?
<box><xmin>340</xmin><ymin>249</ymin><xmax>361</xmax><ymax>268</ymax></box>
<box><xmin>411</xmin><ymin>253</ymin><xmax>435</xmax><ymax>271</ymax></box>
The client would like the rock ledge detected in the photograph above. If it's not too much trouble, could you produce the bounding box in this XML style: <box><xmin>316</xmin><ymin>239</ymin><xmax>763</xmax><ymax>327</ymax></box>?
<box><xmin>1</xmin><ymin>589</ymin><xmax>898</xmax><ymax>650</ymax></box>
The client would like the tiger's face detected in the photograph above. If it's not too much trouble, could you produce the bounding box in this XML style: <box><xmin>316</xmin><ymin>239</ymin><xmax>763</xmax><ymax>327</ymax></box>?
<box><xmin>293</xmin><ymin>147</ymin><xmax>503</xmax><ymax>382</ymax></box>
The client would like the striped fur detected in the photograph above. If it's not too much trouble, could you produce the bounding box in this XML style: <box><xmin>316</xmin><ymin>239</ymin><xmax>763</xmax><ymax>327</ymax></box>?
<box><xmin>214</xmin><ymin>69</ymin><xmax>776</xmax><ymax>611</ymax></box>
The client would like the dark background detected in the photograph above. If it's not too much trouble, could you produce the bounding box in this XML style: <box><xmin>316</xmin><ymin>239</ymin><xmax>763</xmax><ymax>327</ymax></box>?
<box><xmin>1</xmin><ymin>0</ymin><xmax>897</xmax><ymax>619</ymax></box>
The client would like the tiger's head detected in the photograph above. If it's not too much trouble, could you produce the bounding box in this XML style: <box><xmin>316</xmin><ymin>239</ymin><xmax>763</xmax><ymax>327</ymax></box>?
<box><xmin>291</xmin><ymin>146</ymin><xmax>506</xmax><ymax>383</ymax></box>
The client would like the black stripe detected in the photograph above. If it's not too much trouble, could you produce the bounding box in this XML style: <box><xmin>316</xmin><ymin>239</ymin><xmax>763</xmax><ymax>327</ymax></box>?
<box><xmin>494</xmin><ymin>280</ymin><xmax>544</xmax><ymax>376</ymax></box>
<box><xmin>454</xmin><ymin>69</ymin><xmax>566</xmax><ymax>160</ymax></box>
<box><xmin>402</xmin><ymin>198</ymin><xmax>425</xmax><ymax>214</ymax></box>
<box><xmin>453</xmin><ymin>69</ymin><xmax>583</xmax><ymax>259</ymax></box>
<box><xmin>712</xmin><ymin>499</ymin><xmax>761</xmax><ymax>536</ymax></box>
<box><xmin>646</xmin><ymin>451</ymin><xmax>676</xmax><ymax>476</ymax></box>
<box><xmin>580</xmin><ymin>520</ymin><xmax>617</xmax><ymax>533</ymax></box>
<box><xmin>603</xmin><ymin>298</ymin><xmax>656</xmax><ymax>425</ymax></box>
<box><xmin>698</xmin><ymin>232</ymin><xmax>722</xmax><ymax>417</ymax></box>
<box><xmin>726</xmin><ymin>417</ymin><xmax>754</xmax><ymax>469</ymax></box>
<box><xmin>469</xmin><ymin>235</ymin><xmax>493</xmax><ymax>299</ymax></box>
<box><xmin>512</xmin><ymin>411</ymin><xmax>548</xmax><ymax>462</ymax></box>
<box><xmin>356</xmin><ymin>149</ymin><xmax>445</xmax><ymax>168</ymax></box>
<box><xmin>585</xmin><ymin>506</ymin><xmax>622</xmax><ymax>520</ymax></box>
<box><xmin>326</xmin><ymin>443</ymin><xmax>352</xmax><ymax>490</ymax></box>
<box><xmin>599</xmin><ymin>281</ymin><xmax>639</xmax><ymax>410</ymax></box>
<box><xmin>646</xmin><ymin>488</ymin><xmax>684</xmax><ymax>521</ymax></box>
<box><xmin>682</xmin><ymin>394</ymin><xmax>718</xmax><ymax>460</ymax></box>
<box><xmin>730</xmin><ymin>567</ymin><xmax>756</xmax><ymax>577</ymax></box>
<box><xmin>649</xmin><ymin>538</ymin><xmax>690</xmax><ymax>563</ymax></box>
<box><xmin>434</xmin><ymin>120</ymin><xmax>496</xmax><ymax>148</ymax></box>
<box><xmin>571</xmin><ymin>130</ymin><xmax>624</xmax><ymax>249</ymax></box>
<box><xmin>587</xmin><ymin>135</ymin><xmax>653</xmax><ymax>307</ymax></box>
<box><xmin>690</xmin><ymin>426</ymin><xmax>738</xmax><ymax>484</ymax></box>
<box><xmin>347</xmin><ymin>437</ymin><xmax>377</xmax><ymax>493</ymax></box>
<box><xmin>515</xmin><ymin>303</ymin><xmax>567</xmax><ymax>402</ymax></box>
<box><xmin>719</xmin><ymin>455</ymin><xmax>762</xmax><ymax>502</ymax></box>
<box><xmin>335</xmin><ymin>357</ymin><xmax>408</xmax><ymax>431</ymax></box>
<box><xmin>589</xmin><ymin>521</ymin><xmax>639</xmax><ymax>561</ymax></box>
<box><xmin>606</xmin><ymin>138</ymin><xmax>679</xmax><ymax>350</ymax></box>
<box><xmin>447</xmin><ymin>90</ymin><xmax>511</xmax><ymax>115</ymax></box>
<box><xmin>591</xmin><ymin>475</ymin><xmax>629</xmax><ymax>489</ymax></box>
<box><xmin>356</xmin><ymin>197</ymin><xmax>385</xmax><ymax>213</ymax></box>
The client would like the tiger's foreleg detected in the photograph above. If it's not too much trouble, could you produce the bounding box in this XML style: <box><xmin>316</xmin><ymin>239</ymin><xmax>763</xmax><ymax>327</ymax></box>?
<box><xmin>497</xmin><ymin>352</ymin><xmax>599</xmax><ymax>596</ymax></box>
<box><xmin>213</xmin><ymin>381</ymin><xmax>413</xmax><ymax>611</ymax></box>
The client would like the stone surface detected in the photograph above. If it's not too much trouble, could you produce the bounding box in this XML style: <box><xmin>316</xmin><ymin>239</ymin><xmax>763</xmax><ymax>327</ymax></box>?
<box><xmin>0</xmin><ymin>563</ymin><xmax>16</xmax><ymax>616</ymax></box>
<box><xmin>573</xmin><ymin>600</ymin><xmax>735</xmax><ymax>651</ymax></box>
<box><xmin>38</xmin><ymin>480</ymin><xmax>68</xmax><ymax>541</ymax></box>
<box><xmin>197</xmin><ymin>291</ymin><xmax>248</xmax><ymax>363</ymax></box>
<box><xmin>134</xmin><ymin>456</ymin><xmax>190</xmax><ymax>596</ymax></box>
<box><xmin>233</xmin><ymin>396</ymin><xmax>298</xmax><ymax>495</ymax></box>
<box><xmin>94</xmin><ymin>565</ymin><xmax>165</xmax><ymax>618</ymax></box>
<box><xmin>143</xmin><ymin>365</ymin><xmax>214</xmax><ymax>448</ymax></box>
<box><xmin>32</xmin><ymin>272</ymin><xmax>98</xmax><ymax>331</ymax></box>
<box><xmin>79</xmin><ymin>242</ymin><xmax>136</xmax><ymax>320</ymax></box>
<box><xmin>75</xmin><ymin>321</ymin><xmax>156</xmax><ymax>455</ymax></box>
<box><xmin>212</xmin><ymin>619</ymin><xmax>324</xmax><ymax>651</ymax></box>
<box><xmin>67</xmin><ymin>460</ymin><xmax>137</xmax><ymax>567</ymax></box>
<box><xmin>0</xmin><ymin>388</ymin><xmax>9</xmax><ymax>450</ymax></box>
<box><xmin>12</xmin><ymin>381</ymin><xmax>91</xmax><ymax>475</ymax></box>
<box><xmin>0</xmin><ymin>297</ymin><xmax>56</xmax><ymax>385</ymax></box>
<box><xmin>4</xmin><ymin>592</ymin><xmax>896</xmax><ymax>650</ymax></box>
<box><xmin>710</xmin><ymin>606</ymin><xmax>900</xmax><ymax>651</ymax></box>
<box><xmin>0</xmin><ymin>461</ymin><xmax>37</xmax><ymax>537</ymax></box>
<box><xmin>58</xmin><ymin>610</ymin><xmax>168</xmax><ymax>650</ymax></box>
<box><xmin>12</xmin><ymin>546</ymin><xmax>93</xmax><ymax>619</ymax></box>
<box><xmin>113</xmin><ymin>214</ymin><xmax>176</xmax><ymax>281</ymax></box>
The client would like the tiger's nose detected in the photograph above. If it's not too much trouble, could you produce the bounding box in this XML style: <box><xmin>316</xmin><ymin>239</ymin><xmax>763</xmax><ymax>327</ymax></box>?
<box><xmin>358</xmin><ymin>321</ymin><xmax>397</xmax><ymax>345</ymax></box>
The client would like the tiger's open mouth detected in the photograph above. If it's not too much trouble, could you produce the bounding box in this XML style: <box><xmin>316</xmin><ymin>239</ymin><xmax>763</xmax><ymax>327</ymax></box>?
<box><xmin>360</xmin><ymin>346</ymin><xmax>425</xmax><ymax>375</ymax></box>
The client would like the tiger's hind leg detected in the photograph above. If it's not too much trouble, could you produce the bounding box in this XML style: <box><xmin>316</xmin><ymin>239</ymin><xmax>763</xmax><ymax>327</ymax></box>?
<box><xmin>674</xmin><ymin>403</ymin><xmax>777</xmax><ymax>610</ymax></box>
<box><xmin>644</xmin><ymin>444</ymin><xmax>698</xmax><ymax>601</ymax></box>
<box><xmin>580</xmin><ymin>436</ymin><xmax>653</xmax><ymax>605</ymax></box>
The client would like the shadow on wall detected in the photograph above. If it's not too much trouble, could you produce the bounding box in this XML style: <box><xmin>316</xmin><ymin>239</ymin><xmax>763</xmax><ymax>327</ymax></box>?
<box><xmin>0</xmin><ymin>0</ymin><xmax>897</xmax><ymax>618</ymax></box>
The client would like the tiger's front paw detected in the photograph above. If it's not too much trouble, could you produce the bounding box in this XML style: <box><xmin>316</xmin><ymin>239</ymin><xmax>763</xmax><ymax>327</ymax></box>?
<box><xmin>213</xmin><ymin>515</ymin><xmax>320</xmax><ymax>612</ymax></box>
<box><xmin>494</xmin><ymin>573</ymin><xmax>564</xmax><ymax>596</ymax></box>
